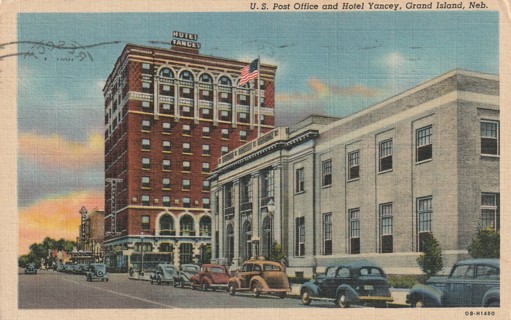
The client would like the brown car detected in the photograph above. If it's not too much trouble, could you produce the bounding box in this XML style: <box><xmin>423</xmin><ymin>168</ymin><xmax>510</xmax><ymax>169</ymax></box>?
<box><xmin>191</xmin><ymin>264</ymin><xmax>230</xmax><ymax>291</ymax></box>
<box><xmin>227</xmin><ymin>259</ymin><xmax>290</xmax><ymax>298</ymax></box>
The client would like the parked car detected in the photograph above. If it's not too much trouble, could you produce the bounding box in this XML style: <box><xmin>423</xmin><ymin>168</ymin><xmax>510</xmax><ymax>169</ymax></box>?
<box><xmin>86</xmin><ymin>263</ymin><xmax>109</xmax><ymax>282</ymax></box>
<box><xmin>227</xmin><ymin>259</ymin><xmax>290</xmax><ymax>298</ymax></box>
<box><xmin>174</xmin><ymin>264</ymin><xmax>200</xmax><ymax>288</ymax></box>
<box><xmin>191</xmin><ymin>264</ymin><xmax>230</xmax><ymax>291</ymax></box>
<box><xmin>406</xmin><ymin>259</ymin><xmax>499</xmax><ymax>308</ymax></box>
<box><xmin>300</xmin><ymin>260</ymin><xmax>393</xmax><ymax>308</ymax></box>
<box><xmin>150</xmin><ymin>264</ymin><xmax>177</xmax><ymax>285</ymax></box>
<box><xmin>25</xmin><ymin>263</ymin><xmax>38</xmax><ymax>274</ymax></box>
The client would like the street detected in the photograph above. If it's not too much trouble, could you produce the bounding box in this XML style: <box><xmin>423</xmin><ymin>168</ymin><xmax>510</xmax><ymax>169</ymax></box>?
<box><xmin>18</xmin><ymin>268</ymin><xmax>314</xmax><ymax>309</ymax></box>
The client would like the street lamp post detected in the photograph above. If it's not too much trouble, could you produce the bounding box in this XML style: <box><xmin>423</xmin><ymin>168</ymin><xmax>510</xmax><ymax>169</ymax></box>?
<box><xmin>266</xmin><ymin>198</ymin><xmax>276</xmax><ymax>256</ymax></box>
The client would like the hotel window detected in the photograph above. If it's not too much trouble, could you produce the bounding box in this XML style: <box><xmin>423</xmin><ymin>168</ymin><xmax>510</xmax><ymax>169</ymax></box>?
<box><xmin>221</xmin><ymin>129</ymin><xmax>229</xmax><ymax>139</ymax></box>
<box><xmin>142</xmin><ymin>157</ymin><xmax>150</xmax><ymax>169</ymax></box>
<box><xmin>183</xmin><ymin>161</ymin><xmax>191</xmax><ymax>172</ymax></box>
<box><xmin>221</xmin><ymin>146</ymin><xmax>229</xmax><ymax>155</ymax></box>
<box><xmin>142</xmin><ymin>101</ymin><xmax>151</xmax><ymax>110</ymax></box>
<box><xmin>142</xmin><ymin>120</ymin><xmax>151</xmax><ymax>131</ymax></box>
<box><xmin>162</xmin><ymin>178</ymin><xmax>171</xmax><ymax>189</ymax></box>
<box><xmin>202</xmin><ymin>180</ymin><xmax>210</xmax><ymax>191</ymax></box>
<box><xmin>202</xmin><ymin>126</ymin><xmax>210</xmax><ymax>138</ymax></box>
<box><xmin>162</xmin><ymin>85</ymin><xmax>171</xmax><ymax>93</ymax></box>
<box><xmin>162</xmin><ymin>196</ymin><xmax>171</xmax><ymax>207</ymax></box>
<box><xmin>200</xmin><ymin>73</ymin><xmax>212</xmax><ymax>83</ymax></box>
<box><xmin>296</xmin><ymin>168</ymin><xmax>305</xmax><ymax>193</ymax></box>
<box><xmin>416</xmin><ymin>126</ymin><xmax>433</xmax><ymax>162</ymax></box>
<box><xmin>349</xmin><ymin>209</ymin><xmax>360</xmax><ymax>254</ymax></box>
<box><xmin>348</xmin><ymin>150</ymin><xmax>360</xmax><ymax>180</ymax></box>
<box><xmin>182</xmin><ymin>106</ymin><xmax>192</xmax><ymax>116</ymax></box>
<box><xmin>417</xmin><ymin>197</ymin><xmax>432</xmax><ymax>252</ymax></box>
<box><xmin>161</xmin><ymin>104</ymin><xmax>171</xmax><ymax>113</ymax></box>
<box><xmin>481</xmin><ymin>193</ymin><xmax>499</xmax><ymax>230</ymax></box>
<box><xmin>481</xmin><ymin>121</ymin><xmax>499</xmax><ymax>155</ymax></box>
<box><xmin>162</xmin><ymin>159</ymin><xmax>171</xmax><ymax>171</ymax></box>
<box><xmin>219</xmin><ymin>76</ymin><xmax>231</xmax><ymax>86</ymax></box>
<box><xmin>379</xmin><ymin>203</ymin><xmax>393</xmax><ymax>253</ymax></box>
<box><xmin>183</xmin><ymin>142</ymin><xmax>191</xmax><ymax>154</ymax></box>
<box><xmin>142</xmin><ymin>138</ymin><xmax>150</xmax><ymax>150</ymax></box>
<box><xmin>221</xmin><ymin>111</ymin><xmax>230</xmax><ymax>121</ymax></box>
<box><xmin>323</xmin><ymin>213</ymin><xmax>332</xmax><ymax>255</ymax></box>
<box><xmin>142</xmin><ymin>81</ymin><xmax>151</xmax><ymax>93</ymax></box>
<box><xmin>239</xmin><ymin>112</ymin><xmax>248</xmax><ymax>121</ymax></box>
<box><xmin>159</xmin><ymin>68</ymin><xmax>173</xmax><ymax>78</ymax></box>
<box><xmin>183</xmin><ymin>125</ymin><xmax>191</xmax><ymax>136</ymax></box>
<box><xmin>162</xmin><ymin>122</ymin><xmax>171</xmax><ymax>134</ymax></box>
<box><xmin>141</xmin><ymin>196</ymin><xmax>150</xmax><ymax>207</ymax></box>
<box><xmin>203</xmin><ymin>198</ymin><xmax>210</xmax><ymax>209</ymax></box>
<box><xmin>183</xmin><ymin>197</ymin><xmax>191</xmax><ymax>208</ymax></box>
<box><xmin>163</xmin><ymin>141</ymin><xmax>171</xmax><ymax>152</ymax></box>
<box><xmin>142</xmin><ymin>63</ymin><xmax>151</xmax><ymax>71</ymax></box>
<box><xmin>182</xmin><ymin>179</ymin><xmax>191</xmax><ymax>190</ymax></box>
<box><xmin>202</xmin><ymin>162</ymin><xmax>210</xmax><ymax>173</ymax></box>
<box><xmin>295</xmin><ymin>217</ymin><xmax>305</xmax><ymax>256</ymax></box>
<box><xmin>220</xmin><ymin>92</ymin><xmax>230</xmax><ymax>102</ymax></box>
<box><xmin>202</xmin><ymin>145</ymin><xmax>210</xmax><ymax>156</ymax></box>
<box><xmin>202</xmin><ymin>108</ymin><xmax>210</xmax><ymax>115</ymax></box>
<box><xmin>379</xmin><ymin>139</ymin><xmax>393</xmax><ymax>172</ymax></box>
<box><xmin>141</xmin><ymin>176</ymin><xmax>150</xmax><ymax>188</ymax></box>
<box><xmin>322</xmin><ymin>159</ymin><xmax>332</xmax><ymax>187</ymax></box>
<box><xmin>181</xmin><ymin>87</ymin><xmax>192</xmax><ymax>99</ymax></box>
<box><xmin>141</xmin><ymin>215</ymin><xmax>150</xmax><ymax>229</ymax></box>
<box><xmin>180</xmin><ymin>70</ymin><xmax>193</xmax><ymax>81</ymax></box>
<box><xmin>240</xmin><ymin>130</ymin><xmax>247</xmax><ymax>141</ymax></box>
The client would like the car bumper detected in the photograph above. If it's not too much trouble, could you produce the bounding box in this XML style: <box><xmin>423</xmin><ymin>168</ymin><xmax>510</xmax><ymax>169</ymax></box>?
<box><xmin>358</xmin><ymin>296</ymin><xmax>394</xmax><ymax>302</ymax></box>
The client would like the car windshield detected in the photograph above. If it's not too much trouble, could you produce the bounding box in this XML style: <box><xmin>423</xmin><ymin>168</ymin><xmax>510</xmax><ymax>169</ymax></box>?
<box><xmin>263</xmin><ymin>264</ymin><xmax>282</xmax><ymax>271</ymax></box>
<box><xmin>359</xmin><ymin>267</ymin><xmax>382</xmax><ymax>276</ymax></box>
<box><xmin>93</xmin><ymin>264</ymin><xmax>106</xmax><ymax>272</ymax></box>
<box><xmin>164</xmin><ymin>266</ymin><xmax>174</xmax><ymax>272</ymax></box>
<box><xmin>210</xmin><ymin>267</ymin><xmax>225</xmax><ymax>273</ymax></box>
<box><xmin>183</xmin><ymin>266</ymin><xmax>198</xmax><ymax>272</ymax></box>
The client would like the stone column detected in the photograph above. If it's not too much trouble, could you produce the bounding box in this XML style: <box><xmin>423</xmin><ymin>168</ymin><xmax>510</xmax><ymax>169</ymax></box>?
<box><xmin>272</xmin><ymin>164</ymin><xmax>282</xmax><ymax>244</ymax></box>
<box><xmin>217</xmin><ymin>186</ymin><xmax>224</xmax><ymax>262</ymax></box>
<box><xmin>233</xmin><ymin>179</ymin><xmax>240</xmax><ymax>264</ymax></box>
<box><xmin>251</xmin><ymin>171</ymin><xmax>260</xmax><ymax>256</ymax></box>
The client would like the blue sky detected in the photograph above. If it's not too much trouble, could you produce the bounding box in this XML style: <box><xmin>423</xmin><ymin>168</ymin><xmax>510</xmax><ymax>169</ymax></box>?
<box><xmin>16</xmin><ymin>11</ymin><xmax>498</xmax><ymax>248</ymax></box>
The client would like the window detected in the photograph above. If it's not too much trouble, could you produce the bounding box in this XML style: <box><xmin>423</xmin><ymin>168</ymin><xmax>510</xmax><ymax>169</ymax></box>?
<box><xmin>203</xmin><ymin>180</ymin><xmax>210</xmax><ymax>191</ymax></box>
<box><xmin>481</xmin><ymin>193</ymin><xmax>499</xmax><ymax>230</ymax></box>
<box><xmin>379</xmin><ymin>203</ymin><xmax>393</xmax><ymax>253</ymax></box>
<box><xmin>183</xmin><ymin>142</ymin><xmax>191</xmax><ymax>154</ymax></box>
<box><xmin>296</xmin><ymin>168</ymin><xmax>305</xmax><ymax>193</ymax></box>
<box><xmin>203</xmin><ymin>198</ymin><xmax>210</xmax><ymax>209</ymax></box>
<box><xmin>202</xmin><ymin>162</ymin><xmax>210</xmax><ymax>173</ymax></box>
<box><xmin>348</xmin><ymin>150</ymin><xmax>360</xmax><ymax>180</ymax></box>
<box><xmin>181</xmin><ymin>88</ymin><xmax>192</xmax><ymax>99</ymax></box>
<box><xmin>180</xmin><ymin>70</ymin><xmax>193</xmax><ymax>81</ymax></box>
<box><xmin>162</xmin><ymin>122</ymin><xmax>171</xmax><ymax>134</ymax></box>
<box><xmin>159</xmin><ymin>68</ymin><xmax>173</xmax><ymax>78</ymax></box>
<box><xmin>183</xmin><ymin>161</ymin><xmax>191</xmax><ymax>172</ymax></box>
<box><xmin>142</xmin><ymin>138</ymin><xmax>150</xmax><ymax>150</ymax></box>
<box><xmin>202</xmin><ymin>126</ymin><xmax>210</xmax><ymax>138</ymax></box>
<box><xmin>182</xmin><ymin>106</ymin><xmax>191</xmax><ymax>116</ymax></box>
<box><xmin>142</xmin><ymin>158</ymin><xmax>150</xmax><ymax>169</ymax></box>
<box><xmin>416</xmin><ymin>126</ymin><xmax>432</xmax><ymax>162</ymax></box>
<box><xmin>239</xmin><ymin>112</ymin><xmax>248</xmax><ymax>120</ymax></box>
<box><xmin>142</xmin><ymin>63</ymin><xmax>151</xmax><ymax>70</ymax></box>
<box><xmin>221</xmin><ymin>129</ymin><xmax>229</xmax><ymax>139</ymax></box>
<box><xmin>295</xmin><ymin>217</ymin><xmax>305</xmax><ymax>256</ymax></box>
<box><xmin>417</xmin><ymin>197</ymin><xmax>432</xmax><ymax>252</ymax></box>
<box><xmin>141</xmin><ymin>176</ymin><xmax>150</xmax><ymax>188</ymax></box>
<box><xmin>183</xmin><ymin>125</ymin><xmax>191</xmax><ymax>136</ymax></box>
<box><xmin>141</xmin><ymin>215</ymin><xmax>150</xmax><ymax>229</ymax></box>
<box><xmin>202</xmin><ymin>145</ymin><xmax>210</xmax><ymax>156</ymax></box>
<box><xmin>200</xmin><ymin>73</ymin><xmax>212</xmax><ymax>83</ymax></box>
<box><xmin>379</xmin><ymin>139</ymin><xmax>393</xmax><ymax>172</ymax></box>
<box><xmin>322</xmin><ymin>159</ymin><xmax>332</xmax><ymax>187</ymax></box>
<box><xmin>182</xmin><ymin>179</ymin><xmax>191</xmax><ymax>190</ymax></box>
<box><xmin>220</xmin><ymin>92</ymin><xmax>230</xmax><ymax>102</ymax></box>
<box><xmin>183</xmin><ymin>197</ymin><xmax>191</xmax><ymax>208</ymax></box>
<box><xmin>219</xmin><ymin>76</ymin><xmax>231</xmax><ymax>86</ymax></box>
<box><xmin>142</xmin><ymin>120</ymin><xmax>151</xmax><ymax>131</ymax></box>
<box><xmin>481</xmin><ymin>121</ymin><xmax>499</xmax><ymax>155</ymax></box>
<box><xmin>202</xmin><ymin>108</ymin><xmax>210</xmax><ymax>115</ymax></box>
<box><xmin>162</xmin><ymin>178</ymin><xmax>171</xmax><ymax>189</ymax></box>
<box><xmin>161</xmin><ymin>104</ymin><xmax>171</xmax><ymax>113</ymax></box>
<box><xmin>162</xmin><ymin>159</ymin><xmax>171</xmax><ymax>171</ymax></box>
<box><xmin>349</xmin><ymin>209</ymin><xmax>360</xmax><ymax>254</ymax></box>
<box><xmin>221</xmin><ymin>146</ymin><xmax>229</xmax><ymax>155</ymax></box>
<box><xmin>240</xmin><ymin>176</ymin><xmax>252</xmax><ymax>204</ymax></box>
<box><xmin>142</xmin><ymin>101</ymin><xmax>151</xmax><ymax>109</ymax></box>
<box><xmin>221</xmin><ymin>111</ymin><xmax>230</xmax><ymax>121</ymax></box>
<box><xmin>142</xmin><ymin>82</ymin><xmax>151</xmax><ymax>93</ymax></box>
<box><xmin>162</xmin><ymin>196</ymin><xmax>171</xmax><ymax>207</ymax></box>
<box><xmin>179</xmin><ymin>243</ymin><xmax>193</xmax><ymax>265</ymax></box>
<box><xmin>240</xmin><ymin>130</ymin><xmax>247</xmax><ymax>141</ymax></box>
<box><xmin>323</xmin><ymin>213</ymin><xmax>332</xmax><ymax>255</ymax></box>
<box><xmin>261</xmin><ymin>169</ymin><xmax>274</xmax><ymax>199</ymax></box>
<box><xmin>163</xmin><ymin>141</ymin><xmax>171</xmax><ymax>152</ymax></box>
<box><xmin>141</xmin><ymin>196</ymin><xmax>150</xmax><ymax>207</ymax></box>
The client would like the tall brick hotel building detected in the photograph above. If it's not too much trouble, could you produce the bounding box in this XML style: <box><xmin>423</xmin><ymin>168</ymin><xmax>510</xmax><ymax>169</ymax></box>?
<box><xmin>102</xmin><ymin>33</ymin><xmax>277</xmax><ymax>271</ymax></box>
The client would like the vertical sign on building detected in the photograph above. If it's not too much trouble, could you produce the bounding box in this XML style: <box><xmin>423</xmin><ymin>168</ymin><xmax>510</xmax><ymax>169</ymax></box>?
<box><xmin>106</xmin><ymin>178</ymin><xmax>122</xmax><ymax>235</ymax></box>
<box><xmin>80</xmin><ymin>206</ymin><xmax>87</xmax><ymax>242</ymax></box>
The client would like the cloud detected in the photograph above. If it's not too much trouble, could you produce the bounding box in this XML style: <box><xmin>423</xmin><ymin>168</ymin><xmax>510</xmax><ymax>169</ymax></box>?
<box><xmin>384</xmin><ymin>52</ymin><xmax>407</xmax><ymax>69</ymax></box>
<box><xmin>19</xmin><ymin>190</ymin><xmax>104</xmax><ymax>255</ymax></box>
<box><xmin>18</xmin><ymin>132</ymin><xmax>104</xmax><ymax>170</ymax></box>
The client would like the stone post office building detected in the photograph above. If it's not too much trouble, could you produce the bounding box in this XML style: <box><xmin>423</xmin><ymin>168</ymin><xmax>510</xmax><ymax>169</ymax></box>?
<box><xmin>209</xmin><ymin>69</ymin><xmax>499</xmax><ymax>276</ymax></box>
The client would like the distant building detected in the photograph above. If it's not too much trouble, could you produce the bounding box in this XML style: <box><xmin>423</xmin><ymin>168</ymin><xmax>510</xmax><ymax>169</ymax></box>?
<box><xmin>75</xmin><ymin>207</ymin><xmax>105</xmax><ymax>263</ymax></box>
<box><xmin>103</xmin><ymin>39</ymin><xmax>277</xmax><ymax>271</ymax></box>
<box><xmin>209</xmin><ymin>69</ymin><xmax>499</xmax><ymax>276</ymax></box>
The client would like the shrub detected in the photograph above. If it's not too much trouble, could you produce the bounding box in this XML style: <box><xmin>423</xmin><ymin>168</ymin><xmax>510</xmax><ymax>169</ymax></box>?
<box><xmin>387</xmin><ymin>274</ymin><xmax>427</xmax><ymax>288</ymax></box>
<box><xmin>467</xmin><ymin>227</ymin><xmax>500</xmax><ymax>258</ymax></box>
<box><xmin>416</xmin><ymin>233</ymin><xmax>443</xmax><ymax>277</ymax></box>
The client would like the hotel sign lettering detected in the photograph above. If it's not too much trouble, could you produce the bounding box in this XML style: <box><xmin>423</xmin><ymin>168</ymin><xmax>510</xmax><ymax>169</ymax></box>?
<box><xmin>172</xmin><ymin>31</ymin><xmax>201</xmax><ymax>49</ymax></box>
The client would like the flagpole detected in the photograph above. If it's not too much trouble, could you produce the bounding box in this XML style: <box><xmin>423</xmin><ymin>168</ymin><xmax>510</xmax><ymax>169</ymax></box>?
<box><xmin>257</xmin><ymin>55</ymin><xmax>261</xmax><ymax>138</ymax></box>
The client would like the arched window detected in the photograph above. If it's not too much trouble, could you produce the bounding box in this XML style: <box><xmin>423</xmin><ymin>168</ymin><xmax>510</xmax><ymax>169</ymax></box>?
<box><xmin>180</xmin><ymin>215</ymin><xmax>195</xmax><ymax>235</ymax></box>
<box><xmin>226</xmin><ymin>224</ymin><xmax>234</xmax><ymax>264</ymax></box>
<box><xmin>200</xmin><ymin>73</ymin><xmax>213</xmax><ymax>83</ymax></box>
<box><xmin>262</xmin><ymin>216</ymin><xmax>272</xmax><ymax>258</ymax></box>
<box><xmin>199</xmin><ymin>216</ymin><xmax>211</xmax><ymax>236</ymax></box>
<box><xmin>159</xmin><ymin>68</ymin><xmax>174</xmax><ymax>78</ymax></box>
<box><xmin>159</xmin><ymin>214</ymin><xmax>175</xmax><ymax>236</ymax></box>
<box><xmin>241</xmin><ymin>221</ymin><xmax>252</xmax><ymax>261</ymax></box>
<box><xmin>179</xmin><ymin>70</ymin><xmax>194</xmax><ymax>81</ymax></box>
<box><xmin>219</xmin><ymin>76</ymin><xmax>232</xmax><ymax>87</ymax></box>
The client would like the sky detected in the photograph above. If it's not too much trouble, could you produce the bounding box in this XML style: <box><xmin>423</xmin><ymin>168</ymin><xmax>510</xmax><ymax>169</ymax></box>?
<box><xmin>16</xmin><ymin>11</ymin><xmax>498</xmax><ymax>254</ymax></box>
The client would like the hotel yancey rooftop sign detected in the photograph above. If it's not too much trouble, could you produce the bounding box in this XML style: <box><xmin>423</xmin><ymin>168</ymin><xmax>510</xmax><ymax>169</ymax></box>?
<box><xmin>171</xmin><ymin>31</ymin><xmax>201</xmax><ymax>49</ymax></box>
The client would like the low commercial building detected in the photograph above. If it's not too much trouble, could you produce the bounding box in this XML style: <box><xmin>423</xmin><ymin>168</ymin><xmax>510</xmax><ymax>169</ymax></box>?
<box><xmin>209</xmin><ymin>69</ymin><xmax>499</xmax><ymax>276</ymax></box>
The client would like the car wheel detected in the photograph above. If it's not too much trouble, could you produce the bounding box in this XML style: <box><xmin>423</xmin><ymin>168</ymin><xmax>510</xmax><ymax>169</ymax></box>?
<box><xmin>106</xmin><ymin>279</ymin><xmax>109</xmax><ymax>282</ymax></box>
<box><xmin>201</xmin><ymin>281</ymin><xmax>209</xmax><ymax>292</ymax></box>
<box><xmin>374</xmin><ymin>301</ymin><xmax>387</xmax><ymax>308</ymax></box>
<box><xmin>150</xmin><ymin>278</ymin><xmax>154</xmax><ymax>284</ymax></box>
<box><xmin>301</xmin><ymin>289</ymin><xmax>312</xmax><ymax>305</ymax></box>
<box><xmin>228</xmin><ymin>284</ymin><xmax>236</xmax><ymax>296</ymax></box>
<box><xmin>336</xmin><ymin>292</ymin><xmax>350</xmax><ymax>308</ymax></box>
<box><xmin>277</xmin><ymin>293</ymin><xmax>286</xmax><ymax>299</ymax></box>
<box><xmin>251</xmin><ymin>282</ymin><xmax>261</xmax><ymax>298</ymax></box>
<box><xmin>410</xmin><ymin>296</ymin><xmax>424</xmax><ymax>308</ymax></box>
<box><xmin>173</xmin><ymin>281</ymin><xmax>179</xmax><ymax>288</ymax></box>
<box><xmin>157</xmin><ymin>278</ymin><xmax>162</xmax><ymax>285</ymax></box>
<box><xmin>488</xmin><ymin>301</ymin><xmax>499</xmax><ymax>307</ymax></box>
<box><xmin>180</xmin><ymin>280</ymin><xmax>185</xmax><ymax>288</ymax></box>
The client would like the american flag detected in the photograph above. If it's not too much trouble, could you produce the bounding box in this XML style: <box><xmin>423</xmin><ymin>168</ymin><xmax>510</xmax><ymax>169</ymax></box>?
<box><xmin>240</xmin><ymin>58</ymin><xmax>259</xmax><ymax>86</ymax></box>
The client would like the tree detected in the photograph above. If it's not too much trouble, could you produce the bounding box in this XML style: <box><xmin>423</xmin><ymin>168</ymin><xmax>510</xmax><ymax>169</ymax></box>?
<box><xmin>468</xmin><ymin>227</ymin><xmax>500</xmax><ymax>258</ymax></box>
<box><xmin>18</xmin><ymin>237</ymin><xmax>76</xmax><ymax>268</ymax></box>
<box><xmin>416</xmin><ymin>233</ymin><xmax>443</xmax><ymax>277</ymax></box>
